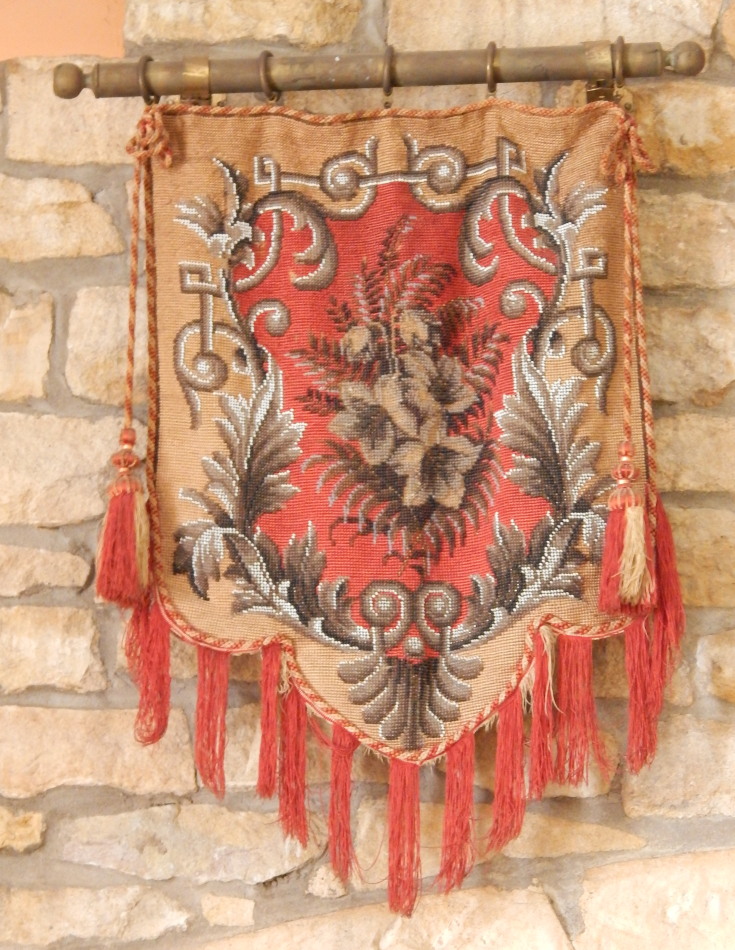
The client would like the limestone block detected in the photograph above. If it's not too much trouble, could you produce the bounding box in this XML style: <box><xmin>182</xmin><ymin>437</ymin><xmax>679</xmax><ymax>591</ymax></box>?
<box><xmin>594</xmin><ymin>636</ymin><xmax>693</xmax><ymax>707</ymax></box>
<box><xmin>633</xmin><ymin>82</ymin><xmax>735</xmax><ymax>176</ymax></box>
<box><xmin>55</xmin><ymin>804</ymin><xmax>324</xmax><ymax>884</ymax></box>
<box><xmin>352</xmin><ymin>799</ymin><xmax>641</xmax><ymax>889</ymax></box>
<box><xmin>471</xmin><ymin>727</ymin><xmax>620</xmax><ymax>799</ymax></box>
<box><xmin>667</xmin><ymin>507</ymin><xmax>735</xmax><ymax>607</ymax></box>
<box><xmin>201</xmin><ymin>895</ymin><xmax>255</xmax><ymax>928</ymax></box>
<box><xmin>697</xmin><ymin>631</ymin><xmax>735</xmax><ymax>703</ymax></box>
<box><xmin>0</xmin><ymin>544</ymin><xmax>88</xmax><ymax>596</ymax></box>
<box><xmin>541</xmin><ymin>731</ymin><xmax>621</xmax><ymax>799</ymax></box>
<box><xmin>719</xmin><ymin>3</ymin><xmax>735</xmax><ymax>59</ymax></box>
<box><xmin>646</xmin><ymin>302</ymin><xmax>735</xmax><ymax>406</ymax></box>
<box><xmin>388</xmin><ymin>0</ymin><xmax>718</xmax><ymax>51</ymax></box>
<box><xmin>0</xmin><ymin>606</ymin><xmax>106</xmax><ymax>694</ymax></box>
<box><xmin>307</xmin><ymin>864</ymin><xmax>348</xmax><ymax>898</ymax></box>
<box><xmin>0</xmin><ymin>173</ymin><xmax>123</xmax><ymax>262</ymax></box>
<box><xmin>622</xmin><ymin>715</ymin><xmax>735</xmax><ymax>817</ymax></box>
<box><xmin>575</xmin><ymin>850</ymin><xmax>735</xmax><ymax>949</ymax></box>
<box><xmin>196</xmin><ymin>884</ymin><xmax>573</xmax><ymax>950</ymax></box>
<box><xmin>639</xmin><ymin>192</ymin><xmax>735</xmax><ymax>290</ymax></box>
<box><xmin>67</xmin><ymin>286</ymin><xmax>147</xmax><ymax>406</ymax></box>
<box><xmin>224</xmin><ymin>704</ymin><xmax>386</xmax><ymax>789</ymax></box>
<box><xmin>0</xmin><ymin>291</ymin><xmax>52</xmax><ymax>400</ymax></box>
<box><xmin>0</xmin><ymin>807</ymin><xmax>44</xmax><ymax>853</ymax></box>
<box><xmin>124</xmin><ymin>0</ymin><xmax>362</xmax><ymax>50</ymax></box>
<box><xmin>6</xmin><ymin>59</ymin><xmax>141</xmax><ymax>165</ymax></box>
<box><xmin>502</xmin><ymin>812</ymin><xmax>644</xmax><ymax>859</ymax></box>
<box><xmin>0</xmin><ymin>414</ymin><xmax>126</xmax><ymax>526</ymax></box>
<box><xmin>0</xmin><ymin>707</ymin><xmax>195</xmax><ymax>798</ymax></box>
<box><xmin>225</xmin><ymin>704</ymin><xmax>318</xmax><ymax>788</ymax></box>
<box><xmin>657</xmin><ymin>415</ymin><xmax>735</xmax><ymax>494</ymax></box>
<box><xmin>0</xmin><ymin>886</ymin><xmax>189</xmax><ymax>946</ymax></box>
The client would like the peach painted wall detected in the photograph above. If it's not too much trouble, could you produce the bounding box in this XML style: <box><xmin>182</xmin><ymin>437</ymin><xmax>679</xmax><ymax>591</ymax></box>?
<box><xmin>0</xmin><ymin>0</ymin><xmax>124</xmax><ymax>60</ymax></box>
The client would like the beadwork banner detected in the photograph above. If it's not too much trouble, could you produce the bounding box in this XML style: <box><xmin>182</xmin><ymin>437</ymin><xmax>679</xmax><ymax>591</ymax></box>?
<box><xmin>103</xmin><ymin>98</ymin><xmax>683</xmax><ymax>914</ymax></box>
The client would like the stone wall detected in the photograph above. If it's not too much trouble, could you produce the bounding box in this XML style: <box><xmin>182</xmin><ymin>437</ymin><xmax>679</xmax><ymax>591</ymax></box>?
<box><xmin>1</xmin><ymin>1</ymin><xmax>734</xmax><ymax>947</ymax></box>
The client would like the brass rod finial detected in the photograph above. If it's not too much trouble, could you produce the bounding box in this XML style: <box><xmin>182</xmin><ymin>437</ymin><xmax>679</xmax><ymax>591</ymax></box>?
<box><xmin>53</xmin><ymin>62</ymin><xmax>85</xmax><ymax>98</ymax></box>
<box><xmin>666</xmin><ymin>40</ymin><xmax>706</xmax><ymax>75</ymax></box>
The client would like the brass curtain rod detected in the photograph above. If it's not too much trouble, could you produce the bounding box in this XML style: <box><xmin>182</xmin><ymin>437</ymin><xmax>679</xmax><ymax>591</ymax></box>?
<box><xmin>53</xmin><ymin>39</ymin><xmax>705</xmax><ymax>101</ymax></box>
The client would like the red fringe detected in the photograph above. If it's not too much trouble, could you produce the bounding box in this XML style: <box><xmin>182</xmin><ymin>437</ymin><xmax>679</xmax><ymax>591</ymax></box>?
<box><xmin>650</xmin><ymin>496</ymin><xmax>686</xmax><ymax>718</ymax></box>
<box><xmin>529</xmin><ymin>628</ymin><xmax>555</xmax><ymax>799</ymax></box>
<box><xmin>388</xmin><ymin>758</ymin><xmax>421</xmax><ymax>916</ymax></box>
<box><xmin>195</xmin><ymin>646</ymin><xmax>230</xmax><ymax>798</ymax></box>
<box><xmin>598</xmin><ymin>505</ymin><xmax>626</xmax><ymax>614</ymax></box>
<box><xmin>279</xmin><ymin>686</ymin><xmax>308</xmax><ymax>846</ymax></box>
<box><xmin>487</xmin><ymin>689</ymin><xmax>526</xmax><ymax>851</ymax></box>
<box><xmin>625</xmin><ymin>617</ymin><xmax>658</xmax><ymax>772</ymax></box>
<box><xmin>96</xmin><ymin>481</ymin><xmax>146</xmax><ymax>607</ymax></box>
<box><xmin>124</xmin><ymin>598</ymin><xmax>171</xmax><ymax>745</ymax></box>
<box><xmin>328</xmin><ymin>724</ymin><xmax>359</xmax><ymax>882</ymax></box>
<box><xmin>257</xmin><ymin>642</ymin><xmax>281</xmax><ymax>798</ymax></box>
<box><xmin>554</xmin><ymin>635</ymin><xmax>610</xmax><ymax>786</ymax></box>
<box><xmin>436</xmin><ymin>731</ymin><xmax>475</xmax><ymax>892</ymax></box>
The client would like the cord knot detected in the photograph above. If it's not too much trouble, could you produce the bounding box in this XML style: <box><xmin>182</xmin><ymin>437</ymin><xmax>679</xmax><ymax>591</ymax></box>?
<box><xmin>601</xmin><ymin>113</ymin><xmax>654</xmax><ymax>185</ymax></box>
<box><xmin>126</xmin><ymin>106</ymin><xmax>173</xmax><ymax>167</ymax></box>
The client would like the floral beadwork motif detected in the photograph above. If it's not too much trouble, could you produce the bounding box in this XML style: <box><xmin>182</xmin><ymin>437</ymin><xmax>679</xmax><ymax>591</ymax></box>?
<box><xmin>293</xmin><ymin>214</ymin><xmax>505</xmax><ymax>570</ymax></box>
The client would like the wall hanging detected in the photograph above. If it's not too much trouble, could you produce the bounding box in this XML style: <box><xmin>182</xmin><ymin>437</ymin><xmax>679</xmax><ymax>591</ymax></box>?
<box><xmin>60</xmin><ymin>39</ymin><xmax>703</xmax><ymax>915</ymax></box>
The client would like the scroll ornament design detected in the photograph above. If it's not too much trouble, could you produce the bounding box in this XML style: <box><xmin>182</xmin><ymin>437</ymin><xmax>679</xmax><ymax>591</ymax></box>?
<box><xmin>171</xmin><ymin>139</ymin><xmax>613</xmax><ymax>750</ymax></box>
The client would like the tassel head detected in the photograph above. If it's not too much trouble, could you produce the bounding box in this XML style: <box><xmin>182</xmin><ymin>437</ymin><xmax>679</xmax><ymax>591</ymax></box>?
<box><xmin>96</xmin><ymin>428</ymin><xmax>150</xmax><ymax>608</ymax></box>
<box><xmin>599</xmin><ymin>441</ymin><xmax>653</xmax><ymax>614</ymax></box>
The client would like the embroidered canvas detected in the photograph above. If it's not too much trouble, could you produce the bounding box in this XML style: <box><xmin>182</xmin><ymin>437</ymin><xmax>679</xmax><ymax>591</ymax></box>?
<box><xmin>97</xmin><ymin>97</ymin><xmax>684</xmax><ymax>915</ymax></box>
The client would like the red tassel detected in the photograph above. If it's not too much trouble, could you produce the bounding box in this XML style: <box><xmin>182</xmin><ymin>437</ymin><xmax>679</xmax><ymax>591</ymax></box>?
<box><xmin>625</xmin><ymin>617</ymin><xmax>658</xmax><ymax>772</ymax></box>
<box><xmin>96</xmin><ymin>428</ymin><xmax>148</xmax><ymax>608</ymax></box>
<box><xmin>124</xmin><ymin>598</ymin><xmax>171</xmax><ymax>745</ymax></box>
<box><xmin>279</xmin><ymin>686</ymin><xmax>308</xmax><ymax>846</ymax></box>
<box><xmin>329</xmin><ymin>724</ymin><xmax>359</xmax><ymax>882</ymax></box>
<box><xmin>487</xmin><ymin>690</ymin><xmax>526</xmax><ymax>851</ymax></box>
<box><xmin>257</xmin><ymin>642</ymin><xmax>281</xmax><ymax>798</ymax></box>
<box><xmin>529</xmin><ymin>627</ymin><xmax>555</xmax><ymax>799</ymax></box>
<box><xmin>599</xmin><ymin>441</ymin><xmax>653</xmax><ymax>614</ymax></box>
<box><xmin>598</xmin><ymin>504</ymin><xmax>626</xmax><ymax>613</ymax></box>
<box><xmin>195</xmin><ymin>646</ymin><xmax>230</xmax><ymax>798</ymax></box>
<box><xmin>554</xmin><ymin>635</ymin><xmax>610</xmax><ymax>786</ymax></box>
<box><xmin>649</xmin><ymin>496</ymin><xmax>686</xmax><ymax>718</ymax></box>
<box><xmin>388</xmin><ymin>758</ymin><xmax>421</xmax><ymax>916</ymax></box>
<box><xmin>436</xmin><ymin>731</ymin><xmax>475</xmax><ymax>892</ymax></box>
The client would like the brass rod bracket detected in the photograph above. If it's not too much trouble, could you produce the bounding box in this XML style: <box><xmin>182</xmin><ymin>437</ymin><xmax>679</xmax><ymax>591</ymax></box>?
<box><xmin>585</xmin><ymin>36</ymin><xmax>634</xmax><ymax>106</ymax></box>
<box><xmin>180</xmin><ymin>56</ymin><xmax>211</xmax><ymax>102</ymax></box>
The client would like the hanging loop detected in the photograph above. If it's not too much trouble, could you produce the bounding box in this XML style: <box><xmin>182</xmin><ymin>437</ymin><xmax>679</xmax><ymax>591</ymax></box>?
<box><xmin>486</xmin><ymin>42</ymin><xmax>497</xmax><ymax>94</ymax></box>
<box><xmin>382</xmin><ymin>45</ymin><xmax>395</xmax><ymax>105</ymax></box>
<box><xmin>257</xmin><ymin>50</ymin><xmax>281</xmax><ymax>103</ymax></box>
<box><xmin>137</xmin><ymin>55</ymin><xmax>159</xmax><ymax>105</ymax></box>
